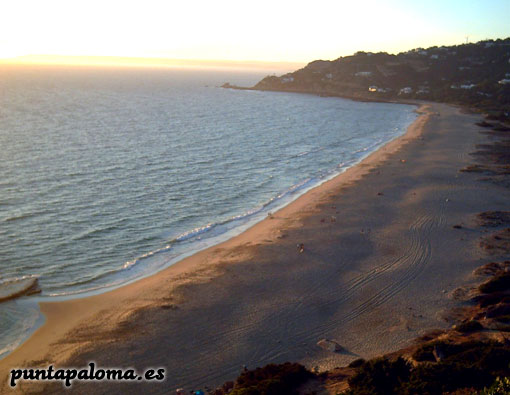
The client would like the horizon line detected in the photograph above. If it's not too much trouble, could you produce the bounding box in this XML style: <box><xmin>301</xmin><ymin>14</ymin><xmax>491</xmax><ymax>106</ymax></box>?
<box><xmin>0</xmin><ymin>54</ymin><xmax>306</xmax><ymax>71</ymax></box>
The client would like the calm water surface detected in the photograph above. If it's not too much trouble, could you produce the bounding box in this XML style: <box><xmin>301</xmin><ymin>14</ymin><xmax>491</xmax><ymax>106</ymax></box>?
<box><xmin>0</xmin><ymin>65</ymin><xmax>417</xmax><ymax>356</ymax></box>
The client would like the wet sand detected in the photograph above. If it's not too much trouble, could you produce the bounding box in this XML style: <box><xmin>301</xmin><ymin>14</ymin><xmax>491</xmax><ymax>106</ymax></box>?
<box><xmin>2</xmin><ymin>101</ymin><xmax>502</xmax><ymax>393</ymax></box>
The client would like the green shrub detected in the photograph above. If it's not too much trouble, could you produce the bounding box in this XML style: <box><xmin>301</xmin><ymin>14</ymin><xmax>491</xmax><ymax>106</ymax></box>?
<box><xmin>455</xmin><ymin>320</ymin><xmax>484</xmax><ymax>333</ymax></box>
<box><xmin>347</xmin><ymin>341</ymin><xmax>510</xmax><ymax>394</ymax></box>
<box><xmin>480</xmin><ymin>376</ymin><xmax>510</xmax><ymax>394</ymax></box>
<box><xmin>495</xmin><ymin>315</ymin><xmax>510</xmax><ymax>323</ymax></box>
<box><xmin>477</xmin><ymin>293</ymin><xmax>510</xmax><ymax>308</ymax></box>
<box><xmin>479</xmin><ymin>273</ymin><xmax>510</xmax><ymax>294</ymax></box>
<box><xmin>412</xmin><ymin>344</ymin><xmax>436</xmax><ymax>362</ymax></box>
<box><xmin>230</xmin><ymin>363</ymin><xmax>314</xmax><ymax>395</ymax></box>
<box><xmin>406</xmin><ymin>362</ymin><xmax>491</xmax><ymax>394</ymax></box>
<box><xmin>347</xmin><ymin>357</ymin><xmax>411</xmax><ymax>394</ymax></box>
<box><xmin>348</xmin><ymin>358</ymin><xmax>366</xmax><ymax>368</ymax></box>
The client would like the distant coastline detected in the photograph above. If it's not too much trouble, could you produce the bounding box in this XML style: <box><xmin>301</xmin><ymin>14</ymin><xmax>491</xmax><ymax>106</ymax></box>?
<box><xmin>224</xmin><ymin>37</ymin><xmax>510</xmax><ymax>124</ymax></box>
<box><xmin>221</xmin><ymin>81</ymin><xmax>418</xmax><ymax>105</ymax></box>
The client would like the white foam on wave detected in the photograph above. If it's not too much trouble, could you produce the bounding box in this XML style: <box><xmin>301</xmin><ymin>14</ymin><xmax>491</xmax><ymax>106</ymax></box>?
<box><xmin>44</xmin><ymin>173</ymin><xmax>329</xmax><ymax>299</ymax></box>
<box><xmin>0</xmin><ymin>299</ymin><xmax>43</xmax><ymax>359</ymax></box>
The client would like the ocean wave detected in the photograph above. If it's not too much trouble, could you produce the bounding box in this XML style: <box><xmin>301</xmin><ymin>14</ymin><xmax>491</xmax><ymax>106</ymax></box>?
<box><xmin>71</xmin><ymin>222</ymin><xmax>123</xmax><ymax>241</ymax></box>
<box><xmin>291</xmin><ymin>146</ymin><xmax>326</xmax><ymax>158</ymax></box>
<box><xmin>4</xmin><ymin>211</ymin><xmax>39</xmax><ymax>222</ymax></box>
<box><xmin>5</xmin><ymin>140</ymin><xmax>401</xmax><ymax>301</ymax></box>
<box><xmin>47</xmin><ymin>174</ymin><xmax>327</xmax><ymax>297</ymax></box>
<box><xmin>0</xmin><ymin>301</ymin><xmax>41</xmax><ymax>358</ymax></box>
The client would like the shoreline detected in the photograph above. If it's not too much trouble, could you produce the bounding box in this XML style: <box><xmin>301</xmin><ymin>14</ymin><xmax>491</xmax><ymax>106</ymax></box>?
<box><xmin>0</xmin><ymin>98</ymin><xmax>419</xmax><ymax>361</ymax></box>
<box><xmin>222</xmin><ymin>83</ymin><xmax>423</xmax><ymax>106</ymax></box>
<box><xmin>0</xmin><ymin>100</ymin><xmax>430</xmax><ymax>387</ymax></box>
<box><xmin>10</xmin><ymin>98</ymin><xmax>416</xmax><ymax>303</ymax></box>
<box><xmin>2</xmin><ymin>99</ymin><xmax>487</xmax><ymax>393</ymax></box>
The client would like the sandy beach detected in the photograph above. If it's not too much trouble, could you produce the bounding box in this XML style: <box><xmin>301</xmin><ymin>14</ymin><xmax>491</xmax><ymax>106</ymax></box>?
<box><xmin>2</xmin><ymin>100</ymin><xmax>503</xmax><ymax>393</ymax></box>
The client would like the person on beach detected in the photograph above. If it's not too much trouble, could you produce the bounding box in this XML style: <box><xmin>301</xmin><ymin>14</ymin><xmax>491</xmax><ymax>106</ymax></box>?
<box><xmin>297</xmin><ymin>243</ymin><xmax>305</xmax><ymax>253</ymax></box>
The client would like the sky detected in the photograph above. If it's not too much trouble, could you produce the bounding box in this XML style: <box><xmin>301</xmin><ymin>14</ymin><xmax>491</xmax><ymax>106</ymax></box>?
<box><xmin>0</xmin><ymin>0</ymin><xmax>509</xmax><ymax>67</ymax></box>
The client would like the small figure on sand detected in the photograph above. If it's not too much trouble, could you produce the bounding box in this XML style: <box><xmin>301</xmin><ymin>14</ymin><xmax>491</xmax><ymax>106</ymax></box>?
<box><xmin>297</xmin><ymin>243</ymin><xmax>305</xmax><ymax>253</ymax></box>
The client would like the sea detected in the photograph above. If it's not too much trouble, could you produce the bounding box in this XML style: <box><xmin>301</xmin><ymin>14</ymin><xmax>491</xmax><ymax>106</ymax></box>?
<box><xmin>0</xmin><ymin>65</ymin><xmax>417</xmax><ymax>358</ymax></box>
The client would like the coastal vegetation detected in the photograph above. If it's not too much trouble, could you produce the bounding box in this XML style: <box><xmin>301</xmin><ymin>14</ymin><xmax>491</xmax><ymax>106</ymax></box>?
<box><xmin>217</xmin><ymin>340</ymin><xmax>510</xmax><ymax>394</ymax></box>
<box><xmin>235</xmin><ymin>38</ymin><xmax>510</xmax><ymax>123</ymax></box>
<box><xmin>344</xmin><ymin>340</ymin><xmax>510</xmax><ymax>394</ymax></box>
<box><xmin>211</xmin><ymin>363</ymin><xmax>314</xmax><ymax>395</ymax></box>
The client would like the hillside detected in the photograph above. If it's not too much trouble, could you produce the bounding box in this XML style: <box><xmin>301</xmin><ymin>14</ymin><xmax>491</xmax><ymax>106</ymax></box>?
<box><xmin>247</xmin><ymin>38</ymin><xmax>510</xmax><ymax>122</ymax></box>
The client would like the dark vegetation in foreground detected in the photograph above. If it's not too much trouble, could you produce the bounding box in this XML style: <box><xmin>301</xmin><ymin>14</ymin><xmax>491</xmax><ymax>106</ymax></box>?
<box><xmin>212</xmin><ymin>343</ymin><xmax>510</xmax><ymax>394</ymax></box>
<box><xmin>347</xmin><ymin>340</ymin><xmax>510</xmax><ymax>394</ymax></box>
<box><xmin>210</xmin><ymin>363</ymin><xmax>314</xmax><ymax>395</ymax></box>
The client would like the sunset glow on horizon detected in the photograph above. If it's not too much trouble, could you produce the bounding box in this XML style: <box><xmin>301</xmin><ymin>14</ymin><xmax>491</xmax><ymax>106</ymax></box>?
<box><xmin>1</xmin><ymin>0</ymin><xmax>508</xmax><ymax>68</ymax></box>
<box><xmin>1</xmin><ymin>54</ymin><xmax>305</xmax><ymax>73</ymax></box>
